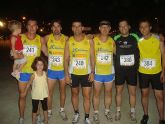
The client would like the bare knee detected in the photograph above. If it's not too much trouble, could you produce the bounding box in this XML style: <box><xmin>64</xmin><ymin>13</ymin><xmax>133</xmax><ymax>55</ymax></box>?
<box><xmin>84</xmin><ymin>95</ymin><xmax>90</xmax><ymax>102</ymax></box>
<box><xmin>93</xmin><ymin>90</ymin><xmax>100</xmax><ymax>98</ymax></box>
<box><xmin>155</xmin><ymin>93</ymin><xmax>164</xmax><ymax>102</ymax></box>
<box><xmin>72</xmin><ymin>89</ymin><xmax>79</xmax><ymax>98</ymax></box>
<box><xmin>49</xmin><ymin>90</ymin><xmax>54</xmax><ymax>97</ymax></box>
<box><xmin>141</xmin><ymin>90</ymin><xmax>149</xmax><ymax>98</ymax></box>
<box><xmin>130</xmin><ymin>91</ymin><xmax>136</xmax><ymax>97</ymax></box>
<box><xmin>19</xmin><ymin>92</ymin><xmax>26</xmax><ymax>100</ymax></box>
<box><xmin>116</xmin><ymin>90</ymin><xmax>122</xmax><ymax>97</ymax></box>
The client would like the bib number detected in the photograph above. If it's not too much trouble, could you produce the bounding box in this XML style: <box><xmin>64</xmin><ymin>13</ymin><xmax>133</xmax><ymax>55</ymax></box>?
<box><xmin>120</xmin><ymin>55</ymin><xmax>135</xmax><ymax>66</ymax></box>
<box><xmin>73</xmin><ymin>58</ymin><xmax>86</xmax><ymax>69</ymax></box>
<box><xmin>97</xmin><ymin>53</ymin><xmax>111</xmax><ymax>64</ymax></box>
<box><xmin>23</xmin><ymin>45</ymin><xmax>37</xmax><ymax>56</ymax></box>
<box><xmin>140</xmin><ymin>59</ymin><xmax>156</xmax><ymax>69</ymax></box>
<box><xmin>49</xmin><ymin>55</ymin><xmax>63</xmax><ymax>66</ymax></box>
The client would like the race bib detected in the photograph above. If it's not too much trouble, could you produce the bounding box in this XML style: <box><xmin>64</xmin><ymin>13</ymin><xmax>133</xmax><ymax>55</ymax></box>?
<box><xmin>23</xmin><ymin>45</ymin><xmax>37</xmax><ymax>56</ymax></box>
<box><xmin>72</xmin><ymin>58</ymin><xmax>86</xmax><ymax>69</ymax></box>
<box><xmin>97</xmin><ymin>53</ymin><xmax>111</xmax><ymax>64</ymax></box>
<box><xmin>140</xmin><ymin>59</ymin><xmax>156</xmax><ymax>69</ymax></box>
<box><xmin>49</xmin><ymin>55</ymin><xmax>63</xmax><ymax>66</ymax></box>
<box><xmin>120</xmin><ymin>55</ymin><xmax>135</xmax><ymax>66</ymax></box>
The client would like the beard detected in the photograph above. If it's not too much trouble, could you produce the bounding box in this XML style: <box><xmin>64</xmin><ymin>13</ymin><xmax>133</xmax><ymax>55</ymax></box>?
<box><xmin>53</xmin><ymin>31</ymin><xmax>61</xmax><ymax>35</ymax></box>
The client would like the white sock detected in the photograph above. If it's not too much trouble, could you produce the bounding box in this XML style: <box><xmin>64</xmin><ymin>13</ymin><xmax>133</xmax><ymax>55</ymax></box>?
<box><xmin>94</xmin><ymin>110</ymin><xmax>99</xmax><ymax>114</ymax></box>
<box><xmin>60</xmin><ymin>108</ymin><xmax>64</xmax><ymax>112</ymax></box>
<box><xmin>116</xmin><ymin>107</ymin><xmax>121</xmax><ymax>112</ymax></box>
<box><xmin>19</xmin><ymin>117</ymin><xmax>24</xmax><ymax>120</ymax></box>
<box><xmin>105</xmin><ymin>109</ymin><xmax>110</xmax><ymax>114</ymax></box>
<box><xmin>130</xmin><ymin>107</ymin><xmax>135</xmax><ymax>113</ymax></box>
<box><xmin>48</xmin><ymin>110</ymin><xmax>52</xmax><ymax>113</ymax></box>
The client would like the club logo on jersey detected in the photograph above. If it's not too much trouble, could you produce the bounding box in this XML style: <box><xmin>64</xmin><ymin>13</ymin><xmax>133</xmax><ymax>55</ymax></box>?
<box><xmin>123</xmin><ymin>41</ymin><xmax>128</xmax><ymax>45</ymax></box>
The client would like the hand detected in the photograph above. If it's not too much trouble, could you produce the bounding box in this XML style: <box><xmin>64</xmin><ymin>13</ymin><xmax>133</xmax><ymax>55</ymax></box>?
<box><xmin>86</xmin><ymin>34</ymin><xmax>94</xmax><ymax>40</ymax></box>
<box><xmin>88</xmin><ymin>73</ymin><xmax>94</xmax><ymax>83</ymax></box>
<box><xmin>14</xmin><ymin>53</ymin><xmax>24</xmax><ymax>59</ymax></box>
<box><xmin>22</xmin><ymin>90</ymin><xmax>27</xmax><ymax>97</ymax></box>
<box><xmin>65</xmin><ymin>75</ymin><xmax>72</xmax><ymax>86</ymax></box>
<box><xmin>17</xmin><ymin>53</ymin><xmax>24</xmax><ymax>58</ymax></box>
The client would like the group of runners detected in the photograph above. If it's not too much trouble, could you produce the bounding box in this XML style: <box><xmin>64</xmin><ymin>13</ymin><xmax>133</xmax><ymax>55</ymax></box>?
<box><xmin>9</xmin><ymin>18</ymin><xmax>165</xmax><ymax>124</ymax></box>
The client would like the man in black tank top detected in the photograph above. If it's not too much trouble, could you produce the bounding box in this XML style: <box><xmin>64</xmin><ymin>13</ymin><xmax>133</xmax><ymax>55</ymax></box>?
<box><xmin>113</xmin><ymin>19</ymin><xmax>139</xmax><ymax>122</ymax></box>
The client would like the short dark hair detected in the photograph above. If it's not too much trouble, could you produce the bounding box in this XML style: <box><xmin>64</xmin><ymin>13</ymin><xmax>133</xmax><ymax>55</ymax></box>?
<box><xmin>99</xmin><ymin>20</ymin><xmax>111</xmax><ymax>27</ymax></box>
<box><xmin>26</xmin><ymin>17</ymin><xmax>38</xmax><ymax>25</ymax></box>
<box><xmin>51</xmin><ymin>19</ymin><xmax>62</xmax><ymax>27</ymax></box>
<box><xmin>72</xmin><ymin>19</ymin><xmax>83</xmax><ymax>26</ymax></box>
<box><xmin>118</xmin><ymin>18</ymin><xmax>130</xmax><ymax>26</ymax></box>
<box><xmin>139</xmin><ymin>18</ymin><xmax>152</xmax><ymax>26</ymax></box>
<box><xmin>31</xmin><ymin>56</ymin><xmax>47</xmax><ymax>71</ymax></box>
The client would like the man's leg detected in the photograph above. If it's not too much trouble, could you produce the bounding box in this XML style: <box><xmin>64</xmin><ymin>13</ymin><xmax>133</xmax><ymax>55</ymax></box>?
<box><xmin>141</xmin><ymin>88</ymin><xmax>150</xmax><ymax>115</ymax></box>
<box><xmin>93</xmin><ymin>82</ymin><xmax>102</xmax><ymax>112</ymax></box>
<box><xmin>140</xmin><ymin>88</ymin><xmax>150</xmax><ymax>124</ymax></box>
<box><xmin>18</xmin><ymin>82</ymin><xmax>27</xmax><ymax>118</ymax></box>
<box><xmin>59</xmin><ymin>79</ymin><xmax>66</xmax><ymax>108</ymax></box>
<box><xmin>115</xmin><ymin>84</ymin><xmax>124</xmax><ymax>120</ymax></box>
<box><xmin>128</xmin><ymin>85</ymin><xmax>136</xmax><ymax>109</ymax></box>
<box><xmin>59</xmin><ymin>79</ymin><xmax>68</xmax><ymax>120</ymax></box>
<box><xmin>71</xmin><ymin>87</ymin><xmax>80</xmax><ymax>123</ymax></box>
<box><xmin>128</xmin><ymin>85</ymin><xmax>137</xmax><ymax>121</ymax></box>
<box><xmin>47</xmin><ymin>78</ymin><xmax>56</xmax><ymax>115</ymax></box>
<box><xmin>82</xmin><ymin>87</ymin><xmax>92</xmax><ymax>121</ymax></box>
<box><xmin>104</xmin><ymin>82</ymin><xmax>113</xmax><ymax>110</ymax></box>
<box><xmin>93</xmin><ymin>81</ymin><xmax>102</xmax><ymax>123</ymax></box>
<box><xmin>104</xmin><ymin>82</ymin><xmax>113</xmax><ymax>121</ymax></box>
<box><xmin>154</xmin><ymin>89</ymin><xmax>164</xmax><ymax>121</ymax></box>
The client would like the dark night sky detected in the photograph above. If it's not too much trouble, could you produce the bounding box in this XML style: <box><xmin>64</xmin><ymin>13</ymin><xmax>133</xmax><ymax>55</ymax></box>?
<box><xmin>1</xmin><ymin>0</ymin><xmax>165</xmax><ymax>34</ymax></box>
<box><xmin>1</xmin><ymin>0</ymin><xmax>165</xmax><ymax>19</ymax></box>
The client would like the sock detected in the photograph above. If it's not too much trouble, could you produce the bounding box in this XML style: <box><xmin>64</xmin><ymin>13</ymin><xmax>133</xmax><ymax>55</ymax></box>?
<box><xmin>85</xmin><ymin>113</ymin><xmax>89</xmax><ymax>119</ymax></box>
<box><xmin>116</xmin><ymin>107</ymin><xmax>121</xmax><ymax>112</ymax></box>
<box><xmin>130</xmin><ymin>107</ymin><xmax>135</xmax><ymax>113</ymax></box>
<box><xmin>60</xmin><ymin>108</ymin><xmax>64</xmax><ymax>112</ymax></box>
<box><xmin>74</xmin><ymin>110</ymin><xmax>79</xmax><ymax>114</ymax></box>
<box><xmin>19</xmin><ymin>117</ymin><xmax>24</xmax><ymax>120</ymax></box>
<box><xmin>105</xmin><ymin>109</ymin><xmax>110</xmax><ymax>114</ymax></box>
<box><xmin>48</xmin><ymin>110</ymin><xmax>52</xmax><ymax>114</ymax></box>
<box><xmin>94</xmin><ymin>110</ymin><xmax>99</xmax><ymax>114</ymax></box>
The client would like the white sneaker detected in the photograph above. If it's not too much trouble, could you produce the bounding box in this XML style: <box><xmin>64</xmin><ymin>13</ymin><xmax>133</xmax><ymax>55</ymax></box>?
<box><xmin>48</xmin><ymin>111</ymin><xmax>52</xmax><ymax>119</ymax></box>
<box><xmin>72</xmin><ymin>113</ymin><xmax>80</xmax><ymax>123</ymax></box>
<box><xmin>36</xmin><ymin>115</ymin><xmax>42</xmax><ymax>124</ymax></box>
<box><xmin>105</xmin><ymin>110</ymin><xmax>113</xmax><ymax>122</ymax></box>
<box><xmin>59</xmin><ymin>110</ymin><xmax>68</xmax><ymax>121</ymax></box>
<box><xmin>18</xmin><ymin>118</ymin><xmax>24</xmax><ymax>124</ymax></box>
<box><xmin>115</xmin><ymin>111</ymin><xmax>121</xmax><ymax>121</ymax></box>
<box><xmin>84</xmin><ymin>118</ymin><xmax>92</xmax><ymax>124</ymax></box>
<box><xmin>130</xmin><ymin>112</ymin><xmax>137</xmax><ymax>123</ymax></box>
<box><xmin>93</xmin><ymin>113</ymin><xmax>100</xmax><ymax>124</ymax></box>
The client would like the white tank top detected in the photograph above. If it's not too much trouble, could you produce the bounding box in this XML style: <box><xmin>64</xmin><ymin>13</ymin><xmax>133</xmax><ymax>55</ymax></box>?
<box><xmin>31</xmin><ymin>71</ymin><xmax>48</xmax><ymax>100</ymax></box>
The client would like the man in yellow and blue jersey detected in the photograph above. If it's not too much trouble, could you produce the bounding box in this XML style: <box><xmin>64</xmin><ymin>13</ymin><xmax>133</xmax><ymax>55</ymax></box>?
<box><xmin>92</xmin><ymin>20</ymin><xmax>115</xmax><ymax>124</ymax></box>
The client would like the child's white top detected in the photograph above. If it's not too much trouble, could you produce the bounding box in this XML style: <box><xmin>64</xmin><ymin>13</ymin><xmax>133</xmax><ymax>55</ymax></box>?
<box><xmin>31</xmin><ymin>71</ymin><xmax>48</xmax><ymax>100</ymax></box>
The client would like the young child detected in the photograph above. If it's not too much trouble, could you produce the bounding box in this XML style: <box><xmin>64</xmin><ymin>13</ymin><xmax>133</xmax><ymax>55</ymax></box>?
<box><xmin>8</xmin><ymin>20</ymin><xmax>26</xmax><ymax>79</ymax></box>
<box><xmin>25</xmin><ymin>57</ymin><xmax>49</xmax><ymax>124</ymax></box>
